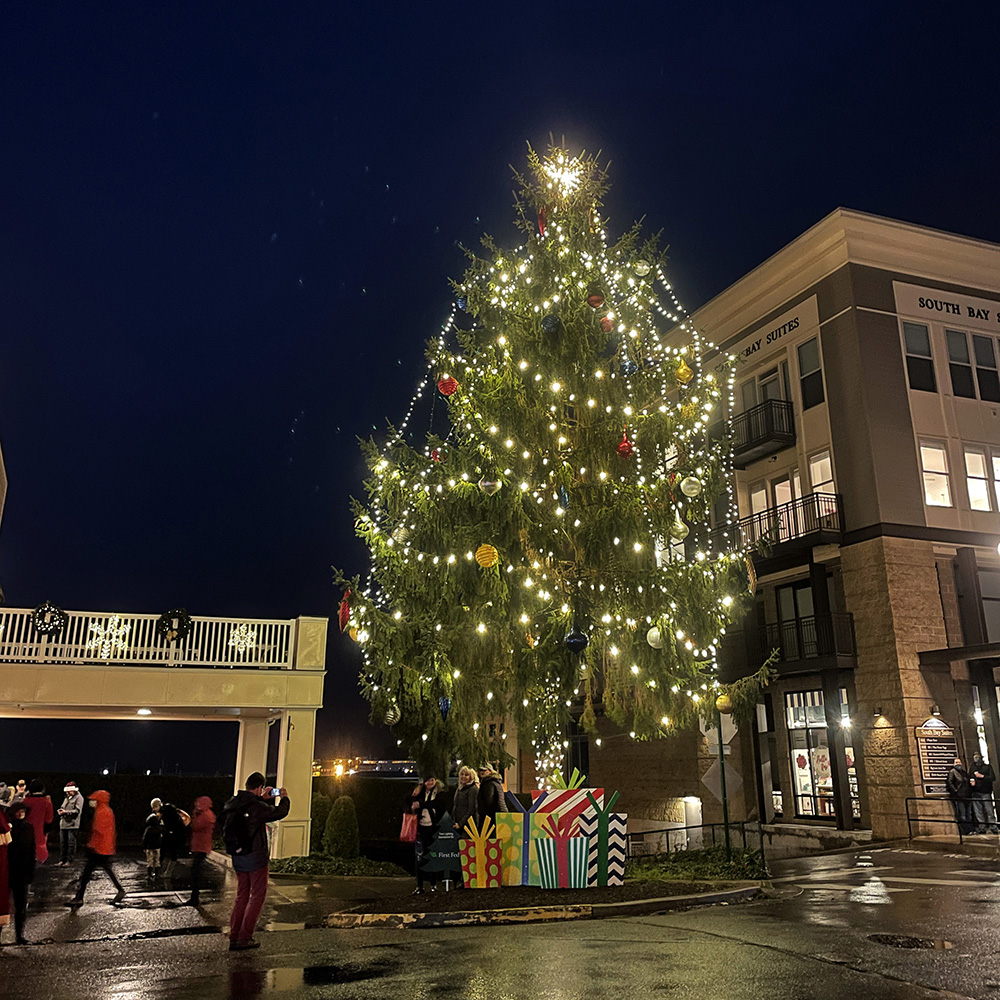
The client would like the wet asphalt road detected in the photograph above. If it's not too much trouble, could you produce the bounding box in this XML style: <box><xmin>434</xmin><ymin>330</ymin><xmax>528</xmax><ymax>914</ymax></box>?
<box><xmin>5</xmin><ymin>845</ymin><xmax>1000</xmax><ymax>998</ymax></box>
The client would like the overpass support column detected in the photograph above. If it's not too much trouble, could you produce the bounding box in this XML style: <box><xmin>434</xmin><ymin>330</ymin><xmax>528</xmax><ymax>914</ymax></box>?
<box><xmin>273</xmin><ymin>709</ymin><xmax>317</xmax><ymax>858</ymax></box>
<box><xmin>234</xmin><ymin>717</ymin><xmax>270</xmax><ymax>795</ymax></box>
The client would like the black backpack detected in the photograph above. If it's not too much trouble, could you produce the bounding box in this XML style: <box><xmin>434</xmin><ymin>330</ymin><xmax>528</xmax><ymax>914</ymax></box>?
<box><xmin>222</xmin><ymin>803</ymin><xmax>255</xmax><ymax>856</ymax></box>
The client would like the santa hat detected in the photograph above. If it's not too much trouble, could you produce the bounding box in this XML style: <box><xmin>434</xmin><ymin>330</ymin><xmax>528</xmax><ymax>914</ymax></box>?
<box><xmin>64</xmin><ymin>781</ymin><xmax>78</xmax><ymax>792</ymax></box>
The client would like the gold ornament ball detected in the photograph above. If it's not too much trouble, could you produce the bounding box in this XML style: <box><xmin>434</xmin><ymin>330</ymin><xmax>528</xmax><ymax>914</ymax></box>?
<box><xmin>646</xmin><ymin>626</ymin><xmax>664</xmax><ymax>649</ymax></box>
<box><xmin>716</xmin><ymin>693</ymin><xmax>734</xmax><ymax>715</ymax></box>
<box><xmin>668</xmin><ymin>516</ymin><xmax>689</xmax><ymax>542</ymax></box>
<box><xmin>680</xmin><ymin>476</ymin><xmax>702</xmax><ymax>498</ymax></box>
<box><xmin>634</xmin><ymin>259</ymin><xmax>651</xmax><ymax>276</ymax></box>
<box><xmin>475</xmin><ymin>543</ymin><xmax>499</xmax><ymax>568</ymax></box>
<box><xmin>675</xmin><ymin>358</ymin><xmax>694</xmax><ymax>385</ymax></box>
<box><xmin>348</xmin><ymin>626</ymin><xmax>358</xmax><ymax>642</ymax></box>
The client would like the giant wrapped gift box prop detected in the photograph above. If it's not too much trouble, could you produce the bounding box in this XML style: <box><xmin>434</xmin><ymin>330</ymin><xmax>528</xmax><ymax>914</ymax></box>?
<box><xmin>578</xmin><ymin>791</ymin><xmax>627</xmax><ymax>887</ymax></box>
<box><xmin>459</xmin><ymin>817</ymin><xmax>503</xmax><ymax>889</ymax></box>
<box><xmin>495</xmin><ymin>790</ymin><xmax>550</xmax><ymax>886</ymax></box>
<box><xmin>531</xmin><ymin>767</ymin><xmax>604</xmax><ymax>826</ymax></box>
<box><xmin>536</xmin><ymin>812</ymin><xmax>589</xmax><ymax>889</ymax></box>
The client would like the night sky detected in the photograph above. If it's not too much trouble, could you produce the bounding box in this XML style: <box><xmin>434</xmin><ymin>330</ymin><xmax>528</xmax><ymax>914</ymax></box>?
<box><xmin>2</xmin><ymin>4</ymin><xmax>998</xmax><ymax>773</ymax></box>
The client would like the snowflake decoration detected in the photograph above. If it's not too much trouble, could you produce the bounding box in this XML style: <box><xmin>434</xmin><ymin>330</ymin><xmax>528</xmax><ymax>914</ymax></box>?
<box><xmin>87</xmin><ymin>615</ymin><xmax>131</xmax><ymax>659</ymax></box>
<box><xmin>228</xmin><ymin>624</ymin><xmax>258</xmax><ymax>654</ymax></box>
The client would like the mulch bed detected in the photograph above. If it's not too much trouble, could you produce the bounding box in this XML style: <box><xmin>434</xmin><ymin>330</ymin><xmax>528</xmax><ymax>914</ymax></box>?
<box><xmin>344</xmin><ymin>880</ymin><xmax>743</xmax><ymax>914</ymax></box>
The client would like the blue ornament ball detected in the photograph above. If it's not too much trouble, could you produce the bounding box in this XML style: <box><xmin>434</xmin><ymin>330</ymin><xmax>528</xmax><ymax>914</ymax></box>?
<box><xmin>456</xmin><ymin>296</ymin><xmax>468</xmax><ymax>311</ymax></box>
<box><xmin>439</xmin><ymin>696</ymin><xmax>451</xmax><ymax>722</ymax></box>
<box><xmin>541</xmin><ymin>314</ymin><xmax>562</xmax><ymax>335</ymax></box>
<box><xmin>620</xmin><ymin>358</ymin><xmax>638</xmax><ymax>377</ymax></box>
<box><xmin>564</xmin><ymin>625</ymin><xmax>589</xmax><ymax>654</ymax></box>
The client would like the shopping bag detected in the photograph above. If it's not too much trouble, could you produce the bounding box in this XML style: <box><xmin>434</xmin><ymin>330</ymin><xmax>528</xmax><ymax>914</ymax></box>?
<box><xmin>399</xmin><ymin>812</ymin><xmax>418</xmax><ymax>843</ymax></box>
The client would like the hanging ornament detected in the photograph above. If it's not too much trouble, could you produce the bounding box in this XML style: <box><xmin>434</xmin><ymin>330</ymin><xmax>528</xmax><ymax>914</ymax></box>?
<box><xmin>716</xmin><ymin>693</ymin><xmax>734</xmax><ymax>715</ymax></box>
<box><xmin>456</xmin><ymin>296</ymin><xmax>468</xmax><ymax>312</ymax></box>
<box><xmin>564</xmin><ymin>625</ymin><xmax>589</xmax><ymax>654</ymax></box>
<box><xmin>680</xmin><ymin>476</ymin><xmax>703</xmax><ymax>498</ymax></box>
<box><xmin>558</xmin><ymin>485</ymin><xmax>570</xmax><ymax>509</ymax></box>
<box><xmin>600</xmin><ymin>316</ymin><xmax>613</xmax><ymax>334</ymax></box>
<box><xmin>617</xmin><ymin>427</ymin><xmax>634</xmax><ymax>458</ymax></box>
<box><xmin>634</xmin><ymin>259</ymin><xmax>651</xmax><ymax>276</ymax></box>
<box><xmin>675</xmin><ymin>358</ymin><xmax>694</xmax><ymax>385</ymax></box>
<box><xmin>338</xmin><ymin>590</ymin><xmax>351</xmax><ymax>632</ymax></box>
<box><xmin>475</xmin><ymin>543</ymin><xmax>499</xmax><ymax>568</ymax></box>
<box><xmin>431</xmin><ymin>446</ymin><xmax>448</xmax><ymax>463</ymax></box>
<box><xmin>619</xmin><ymin>358</ymin><xmax>638</xmax><ymax>378</ymax></box>
<box><xmin>646</xmin><ymin>626</ymin><xmax>664</xmax><ymax>649</ymax></box>
<box><xmin>349</xmin><ymin>626</ymin><xmax>359</xmax><ymax>642</ymax></box>
<box><xmin>525</xmin><ymin>632</ymin><xmax>536</xmax><ymax>649</ymax></box>
<box><xmin>437</xmin><ymin>376</ymin><xmax>459</xmax><ymax>396</ymax></box>
<box><xmin>32</xmin><ymin>601</ymin><xmax>67</xmax><ymax>636</ymax></box>
<box><xmin>668</xmin><ymin>516</ymin><xmax>689</xmax><ymax>542</ymax></box>
<box><xmin>586</xmin><ymin>290</ymin><xmax>605</xmax><ymax>309</ymax></box>
<box><xmin>478</xmin><ymin>478</ymin><xmax>502</xmax><ymax>495</ymax></box>
<box><xmin>537</xmin><ymin>204</ymin><xmax>547</xmax><ymax>237</ymax></box>
<box><xmin>384</xmin><ymin>703</ymin><xmax>401</xmax><ymax>727</ymax></box>
<box><xmin>392</xmin><ymin>524</ymin><xmax>410</xmax><ymax>543</ymax></box>
<box><xmin>541</xmin><ymin>313</ymin><xmax>562</xmax><ymax>336</ymax></box>
<box><xmin>439</xmin><ymin>696</ymin><xmax>451</xmax><ymax>722</ymax></box>
<box><xmin>746</xmin><ymin>555</ymin><xmax>758</xmax><ymax>596</ymax></box>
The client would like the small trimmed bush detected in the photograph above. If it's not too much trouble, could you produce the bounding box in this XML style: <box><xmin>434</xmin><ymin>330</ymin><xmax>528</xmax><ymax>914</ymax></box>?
<box><xmin>323</xmin><ymin>794</ymin><xmax>360</xmax><ymax>859</ymax></box>
<box><xmin>311</xmin><ymin>791</ymin><xmax>333</xmax><ymax>854</ymax></box>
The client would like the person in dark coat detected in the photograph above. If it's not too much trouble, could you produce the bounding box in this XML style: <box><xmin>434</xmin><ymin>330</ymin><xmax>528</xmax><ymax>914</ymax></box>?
<box><xmin>947</xmin><ymin>757</ymin><xmax>974</xmax><ymax>834</ymax></box>
<box><xmin>152</xmin><ymin>798</ymin><xmax>190</xmax><ymax>879</ymax></box>
<box><xmin>142</xmin><ymin>809</ymin><xmax>163</xmax><ymax>882</ymax></box>
<box><xmin>476</xmin><ymin>766</ymin><xmax>506</xmax><ymax>827</ymax></box>
<box><xmin>8</xmin><ymin>800</ymin><xmax>36</xmax><ymax>944</ymax></box>
<box><xmin>408</xmin><ymin>776</ymin><xmax>446</xmax><ymax>894</ymax></box>
<box><xmin>969</xmin><ymin>751</ymin><xmax>999</xmax><ymax>834</ymax></box>
<box><xmin>452</xmin><ymin>766</ymin><xmax>479</xmax><ymax>836</ymax></box>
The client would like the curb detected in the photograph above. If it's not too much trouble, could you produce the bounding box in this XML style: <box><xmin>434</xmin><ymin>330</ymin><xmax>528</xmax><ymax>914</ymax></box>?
<box><xmin>324</xmin><ymin>884</ymin><xmax>763</xmax><ymax>929</ymax></box>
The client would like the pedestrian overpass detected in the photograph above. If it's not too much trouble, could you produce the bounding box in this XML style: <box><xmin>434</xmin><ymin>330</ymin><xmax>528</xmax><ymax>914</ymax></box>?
<box><xmin>0</xmin><ymin>606</ymin><xmax>327</xmax><ymax>858</ymax></box>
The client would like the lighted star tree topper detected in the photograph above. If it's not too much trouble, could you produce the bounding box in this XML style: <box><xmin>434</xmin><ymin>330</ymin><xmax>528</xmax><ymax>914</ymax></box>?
<box><xmin>338</xmin><ymin>145</ymin><xmax>766</xmax><ymax>778</ymax></box>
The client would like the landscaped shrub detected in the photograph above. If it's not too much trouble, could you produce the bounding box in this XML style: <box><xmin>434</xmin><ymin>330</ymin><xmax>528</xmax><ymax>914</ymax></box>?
<box><xmin>311</xmin><ymin>791</ymin><xmax>333</xmax><ymax>854</ymax></box>
<box><xmin>323</xmin><ymin>794</ymin><xmax>360</xmax><ymax>858</ymax></box>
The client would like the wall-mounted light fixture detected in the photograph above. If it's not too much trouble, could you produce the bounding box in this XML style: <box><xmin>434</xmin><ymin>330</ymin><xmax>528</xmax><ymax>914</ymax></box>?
<box><xmin>873</xmin><ymin>706</ymin><xmax>883</xmax><ymax>718</ymax></box>
<box><xmin>931</xmin><ymin>704</ymin><xmax>942</xmax><ymax>717</ymax></box>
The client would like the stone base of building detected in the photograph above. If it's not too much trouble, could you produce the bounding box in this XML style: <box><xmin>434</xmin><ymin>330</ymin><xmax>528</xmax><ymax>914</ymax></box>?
<box><xmin>762</xmin><ymin>822</ymin><xmax>873</xmax><ymax>859</ymax></box>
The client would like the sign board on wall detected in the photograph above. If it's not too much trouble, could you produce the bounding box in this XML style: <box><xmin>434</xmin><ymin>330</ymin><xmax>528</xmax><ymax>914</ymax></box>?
<box><xmin>894</xmin><ymin>282</ymin><xmax>1000</xmax><ymax>335</ymax></box>
<box><xmin>723</xmin><ymin>296</ymin><xmax>820</xmax><ymax>368</ymax></box>
<box><xmin>915</xmin><ymin>723</ymin><xmax>958</xmax><ymax>796</ymax></box>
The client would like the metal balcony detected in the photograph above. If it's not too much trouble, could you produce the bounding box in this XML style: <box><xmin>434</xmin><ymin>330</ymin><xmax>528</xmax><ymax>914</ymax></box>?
<box><xmin>729</xmin><ymin>399</ymin><xmax>795</xmax><ymax>468</ymax></box>
<box><xmin>720</xmin><ymin>612</ymin><xmax>857</xmax><ymax>681</ymax></box>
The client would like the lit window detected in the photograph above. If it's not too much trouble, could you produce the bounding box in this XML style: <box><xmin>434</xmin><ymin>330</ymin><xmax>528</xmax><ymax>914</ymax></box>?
<box><xmin>919</xmin><ymin>442</ymin><xmax>952</xmax><ymax>507</ymax></box>
<box><xmin>903</xmin><ymin>322</ymin><xmax>936</xmax><ymax>393</ymax></box>
<box><xmin>808</xmin><ymin>451</ymin><xmax>834</xmax><ymax>494</ymax></box>
<box><xmin>965</xmin><ymin>447</ymin><xmax>992</xmax><ymax>510</ymax></box>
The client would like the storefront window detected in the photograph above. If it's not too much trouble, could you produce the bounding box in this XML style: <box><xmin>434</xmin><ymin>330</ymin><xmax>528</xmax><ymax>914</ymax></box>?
<box><xmin>785</xmin><ymin>689</ymin><xmax>860</xmax><ymax>820</ymax></box>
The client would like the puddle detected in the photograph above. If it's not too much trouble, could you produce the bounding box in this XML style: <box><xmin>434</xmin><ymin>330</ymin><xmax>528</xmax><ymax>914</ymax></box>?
<box><xmin>868</xmin><ymin>934</ymin><xmax>953</xmax><ymax>950</ymax></box>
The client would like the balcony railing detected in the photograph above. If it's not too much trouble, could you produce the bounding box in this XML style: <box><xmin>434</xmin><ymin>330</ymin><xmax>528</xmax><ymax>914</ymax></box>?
<box><xmin>0</xmin><ymin>607</ymin><xmax>298</xmax><ymax>669</ymax></box>
<box><xmin>720</xmin><ymin>613</ymin><xmax>857</xmax><ymax>680</ymax></box>
<box><xmin>729</xmin><ymin>399</ymin><xmax>795</xmax><ymax>468</ymax></box>
<box><xmin>712</xmin><ymin>492</ymin><xmax>843</xmax><ymax>554</ymax></box>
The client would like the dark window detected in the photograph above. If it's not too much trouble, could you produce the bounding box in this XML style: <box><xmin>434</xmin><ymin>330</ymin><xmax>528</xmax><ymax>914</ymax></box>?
<box><xmin>974</xmin><ymin>335</ymin><xmax>1000</xmax><ymax>402</ymax></box>
<box><xmin>903</xmin><ymin>322</ymin><xmax>936</xmax><ymax>392</ymax></box>
<box><xmin>948</xmin><ymin>330</ymin><xmax>976</xmax><ymax>398</ymax></box>
<box><xmin>797</xmin><ymin>338</ymin><xmax>825</xmax><ymax>410</ymax></box>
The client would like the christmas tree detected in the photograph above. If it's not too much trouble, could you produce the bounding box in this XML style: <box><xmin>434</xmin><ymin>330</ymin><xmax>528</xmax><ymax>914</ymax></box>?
<box><xmin>339</xmin><ymin>145</ymin><xmax>759</xmax><ymax>779</ymax></box>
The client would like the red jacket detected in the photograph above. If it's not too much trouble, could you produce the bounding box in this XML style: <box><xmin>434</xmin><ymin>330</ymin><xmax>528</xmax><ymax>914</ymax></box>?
<box><xmin>23</xmin><ymin>793</ymin><xmax>54</xmax><ymax>863</ymax></box>
<box><xmin>189</xmin><ymin>796</ymin><xmax>216</xmax><ymax>853</ymax></box>
<box><xmin>87</xmin><ymin>790</ymin><xmax>116</xmax><ymax>855</ymax></box>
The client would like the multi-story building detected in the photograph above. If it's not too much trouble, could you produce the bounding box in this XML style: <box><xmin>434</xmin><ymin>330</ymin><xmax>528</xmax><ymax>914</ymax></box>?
<box><xmin>583</xmin><ymin>208</ymin><xmax>1000</xmax><ymax>849</ymax></box>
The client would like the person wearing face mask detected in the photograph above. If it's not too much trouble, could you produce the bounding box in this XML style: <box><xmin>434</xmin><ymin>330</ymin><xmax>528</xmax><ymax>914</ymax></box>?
<box><xmin>67</xmin><ymin>790</ymin><xmax>126</xmax><ymax>906</ymax></box>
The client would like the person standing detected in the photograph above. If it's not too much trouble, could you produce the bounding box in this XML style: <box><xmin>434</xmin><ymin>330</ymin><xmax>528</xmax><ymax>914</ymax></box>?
<box><xmin>408</xmin><ymin>775</ymin><xmax>446</xmax><ymax>894</ymax></box>
<box><xmin>7</xmin><ymin>799</ymin><xmax>36</xmax><ymax>944</ymax></box>
<box><xmin>947</xmin><ymin>757</ymin><xmax>974</xmax><ymax>835</ymax></box>
<box><xmin>476</xmin><ymin>766</ymin><xmax>506</xmax><ymax>827</ymax></box>
<box><xmin>186</xmin><ymin>795</ymin><xmax>216</xmax><ymax>906</ymax></box>
<box><xmin>142</xmin><ymin>807</ymin><xmax>163</xmax><ymax>882</ymax></box>
<box><xmin>969</xmin><ymin>751</ymin><xmax>999</xmax><ymax>834</ymax></box>
<box><xmin>221</xmin><ymin>772</ymin><xmax>289</xmax><ymax>951</ymax></box>
<box><xmin>57</xmin><ymin>781</ymin><xmax>84</xmax><ymax>866</ymax></box>
<box><xmin>155</xmin><ymin>798</ymin><xmax>191</xmax><ymax>880</ymax></box>
<box><xmin>10</xmin><ymin>780</ymin><xmax>27</xmax><ymax>805</ymax></box>
<box><xmin>452</xmin><ymin>766</ymin><xmax>479</xmax><ymax>835</ymax></box>
<box><xmin>22</xmin><ymin>780</ymin><xmax>54</xmax><ymax>864</ymax></box>
<box><xmin>0</xmin><ymin>807</ymin><xmax>9</xmax><ymax>941</ymax></box>
<box><xmin>68</xmin><ymin>789</ymin><xmax>126</xmax><ymax>906</ymax></box>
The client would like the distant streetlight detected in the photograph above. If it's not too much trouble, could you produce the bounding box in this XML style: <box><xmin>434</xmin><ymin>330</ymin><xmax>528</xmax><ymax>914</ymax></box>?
<box><xmin>102</xmin><ymin>768</ymin><xmax>109</xmax><ymax>775</ymax></box>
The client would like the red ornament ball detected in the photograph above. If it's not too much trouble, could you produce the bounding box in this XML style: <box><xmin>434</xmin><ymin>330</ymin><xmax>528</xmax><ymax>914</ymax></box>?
<box><xmin>587</xmin><ymin>293</ymin><xmax>605</xmax><ymax>309</ymax></box>
<box><xmin>437</xmin><ymin>376</ymin><xmax>459</xmax><ymax>396</ymax></box>
<box><xmin>600</xmin><ymin>316</ymin><xmax>613</xmax><ymax>333</ymax></box>
<box><xmin>538</xmin><ymin>205</ymin><xmax>547</xmax><ymax>237</ymax></box>
<box><xmin>338</xmin><ymin>589</ymin><xmax>351</xmax><ymax>632</ymax></box>
<box><xmin>431</xmin><ymin>447</ymin><xmax>447</xmax><ymax>463</ymax></box>
<box><xmin>617</xmin><ymin>428</ymin><xmax>634</xmax><ymax>458</ymax></box>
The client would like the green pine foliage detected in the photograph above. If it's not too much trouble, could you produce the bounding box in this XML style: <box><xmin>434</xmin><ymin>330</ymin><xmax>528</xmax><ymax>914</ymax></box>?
<box><xmin>310</xmin><ymin>790</ymin><xmax>333</xmax><ymax>855</ymax></box>
<box><xmin>323</xmin><ymin>795</ymin><xmax>360</xmax><ymax>859</ymax></box>
<box><xmin>339</xmin><ymin>144</ymin><xmax>760</xmax><ymax>774</ymax></box>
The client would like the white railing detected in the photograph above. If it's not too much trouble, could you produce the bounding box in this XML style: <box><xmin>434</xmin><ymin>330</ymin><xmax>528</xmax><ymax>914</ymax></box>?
<box><xmin>0</xmin><ymin>608</ymin><xmax>295</xmax><ymax>669</ymax></box>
